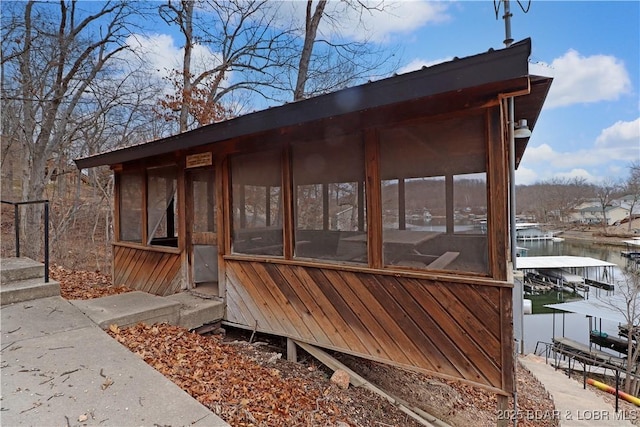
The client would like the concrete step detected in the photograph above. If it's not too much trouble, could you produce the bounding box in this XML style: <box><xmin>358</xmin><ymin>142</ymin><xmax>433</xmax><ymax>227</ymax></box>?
<box><xmin>69</xmin><ymin>291</ymin><xmax>225</xmax><ymax>331</ymax></box>
<box><xmin>0</xmin><ymin>277</ymin><xmax>61</xmax><ymax>306</ymax></box>
<box><xmin>1</xmin><ymin>257</ymin><xmax>45</xmax><ymax>283</ymax></box>
<box><xmin>70</xmin><ymin>291</ymin><xmax>183</xmax><ymax>329</ymax></box>
<box><xmin>166</xmin><ymin>292</ymin><xmax>225</xmax><ymax>330</ymax></box>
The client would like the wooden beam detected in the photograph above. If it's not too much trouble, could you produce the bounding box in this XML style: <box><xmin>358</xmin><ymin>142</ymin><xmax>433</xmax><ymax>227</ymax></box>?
<box><xmin>364</xmin><ymin>129</ymin><xmax>382</xmax><ymax>268</ymax></box>
<box><xmin>398</xmin><ymin>178</ymin><xmax>406</xmax><ymax>230</ymax></box>
<box><xmin>282</xmin><ymin>146</ymin><xmax>294</xmax><ymax>259</ymax></box>
<box><xmin>218</xmin><ymin>156</ymin><xmax>229</xmax><ymax>298</ymax></box>
<box><xmin>486</xmin><ymin>106</ymin><xmax>509</xmax><ymax>280</ymax></box>
<box><xmin>293</xmin><ymin>340</ymin><xmax>451</xmax><ymax>427</ymax></box>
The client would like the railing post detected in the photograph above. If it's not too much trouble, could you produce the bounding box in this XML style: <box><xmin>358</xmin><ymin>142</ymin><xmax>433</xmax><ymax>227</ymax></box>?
<box><xmin>44</xmin><ymin>201</ymin><xmax>49</xmax><ymax>283</ymax></box>
<box><xmin>14</xmin><ymin>203</ymin><xmax>20</xmax><ymax>257</ymax></box>
<box><xmin>3</xmin><ymin>200</ymin><xmax>49</xmax><ymax>281</ymax></box>
<box><xmin>615</xmin><ymin>369</ymin><xmax>620</xmax><ymax>412</ymax></box>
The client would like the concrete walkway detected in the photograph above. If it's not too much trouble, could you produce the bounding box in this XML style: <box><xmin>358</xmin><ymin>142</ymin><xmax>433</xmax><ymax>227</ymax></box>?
<box><xmin>1</xmin><ymin>296</ymin><xmax>229</xmax><ymax>427</ymax></box>
<box><xmin>519</xmin><ymin>354</ymin><xmax>637</xmax><ymax>426</ymax></box>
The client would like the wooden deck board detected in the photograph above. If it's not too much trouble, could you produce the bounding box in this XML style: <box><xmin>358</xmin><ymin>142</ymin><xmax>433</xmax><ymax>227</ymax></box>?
<box><xmin>259</xmin><ymin>263</ymin><xmax>317</xmax><ymax>340</ymax></box>
<box><xmin>323</xmin><ymin>269</ymin><xmax>395</xmax><ymax>360</ymax></box>
<box><xmin>307</xmin><ymin>268</ymin><xmax>374</xmax><ymax>355</ymax></box>
<box><xmin>288</xmin><ymin>267</ymin><xmax>353</xmax><ymax>349</ymax></box>
<box><xmin>404</xmin><ymin>278</ymin><xmax>497</xmax><ymax>386</ymax></box>
<box><xmin>356</xmin><ymin>274</ymin><xmax>438</xmax><ymax>368</ymax></box>
<box><xmin>226</xmin><ymin>263</ymin><xmax>273</xmax><ymax>329</ymax></box>
<box><xmin>429</xmin><ymin>285</ymin><xmax>501</xmax><ymax>381</ymax></box>
<box><xmin>426</xmin><ymin>283</ymin><xmax>501</xmax><ymax>368</ymax></box>
<box><xmin>232</xmin><ymin>262</ymin><xmax>290</xmax><ymax>333</ymax></box>
<box><xmin>271</xmin><ymin>265</ymin><xmax>333</xmax><ymax>345</ymax></box>
<box><xmin>295</xmin><ymin>267</ymin><xmax>370</xmax><ymax>352</ymax></box>
<box><xmin>222</xmin><ymin>260</ymin><xmax>511</xmax><ymax>391</ymax></box>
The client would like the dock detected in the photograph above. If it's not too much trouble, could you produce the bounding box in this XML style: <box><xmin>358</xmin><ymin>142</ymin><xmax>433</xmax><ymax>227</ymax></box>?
<box><xmin>552</xmin><ymin>337</ymin><xmax>628</xmax><ymax>371</ymax></box>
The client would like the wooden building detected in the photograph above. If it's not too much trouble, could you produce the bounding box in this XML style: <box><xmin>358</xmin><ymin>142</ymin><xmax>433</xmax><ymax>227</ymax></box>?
<box><xmin>75</xmin><ymin>38</ymin><xmax>551</xmax><ymax>397</ymax></box>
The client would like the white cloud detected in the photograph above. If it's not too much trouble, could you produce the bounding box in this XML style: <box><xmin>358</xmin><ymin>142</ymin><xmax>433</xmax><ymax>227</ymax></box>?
<box><xmin>124</xmin><ymin>34</ymin><xmax>182</xmax><ymax>80</ymax></box>
<box><xmin>592</xmin><ymin>118</ymin><xmax>640</xmax><ymax>166</ymax></box>
<box><xmin>555</xmin><ymin>168</ymin><xmax>598</xmax><ymax>182</ymax></box>
<box><xmin>522</xmin><ymin>143</ymin><xmax>556</xmax><ymax>163</ymax></box>
<box><xmin>124</xmin><ymin>34</ymin><xmax>221</xmax><ymax>80</ymax></box>
<box><xmin>345</xmin><ymin>1</ymin><xmax>451</xmax><ymax>43</ymax></box>
<box><xmin>515</xmin><ymin>166</ymin><xmax>538</xmax><ymax>185</ymax></box>
<box><xmin>596</xmin><ymin>118</ymin><xmax>640</xmax><ymax>148</ymax></box>
<box><xmin>519</xmin><ymin>142</ymin><xmax>622</xmax><ymax>184</ymax></box>
<box><xmin>277</xmin><ymin>1</ymin><xmax>450</xmax><ymax>43</ymax></box>
<box><xmin>543</xmin><ymin>50</ymin><xmax>631</xmax><ymax>108</ymax></box>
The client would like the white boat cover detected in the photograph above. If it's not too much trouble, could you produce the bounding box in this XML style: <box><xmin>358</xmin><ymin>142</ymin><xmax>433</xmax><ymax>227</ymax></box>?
<box><xmin>516</xmin><ymin>256</ymin><xmax>616</xmax><ymax>269</ymax></box>
<box><xmin>545</xmin><ymin>296</ymin><xmax>629</xmax><ymax>324</ymax></box>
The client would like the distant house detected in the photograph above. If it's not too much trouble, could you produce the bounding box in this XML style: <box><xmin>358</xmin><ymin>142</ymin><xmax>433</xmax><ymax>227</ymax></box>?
<box><xmin>74</xmin><ymin>39</ymin><xmax>551</xmax><ymax>399</ymax></box>
<box><xmin>613</xmin><ymin>194</ymin><xmax>640</xmax><ymax>218</ymax></box>
<box><xmin>571</xmin><ymin>205</ymin><xmax>629</xmax><ymax>225</ymax></box>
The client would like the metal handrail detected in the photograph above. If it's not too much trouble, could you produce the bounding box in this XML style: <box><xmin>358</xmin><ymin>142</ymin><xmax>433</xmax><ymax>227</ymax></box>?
<box><xmin>1</xmin><ymin>200</ymin><xmax>50</xmax><ymax>282</ymax></box>
<box><xmin>534</xmin><ymin>340</ymin><xmax>555</xmax><ymax>364</ymax></box>
<box><xmin>534</xmin><ymin>338</ymin><xmax>628</xmax><ymax>413</ymax></box>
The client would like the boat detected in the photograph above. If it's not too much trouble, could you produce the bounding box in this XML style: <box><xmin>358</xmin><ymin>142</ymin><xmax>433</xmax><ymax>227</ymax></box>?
<box><xmin>589</xmin><ymin>330</ymin><xmax>636</xmax><ymax>355</ymax></box>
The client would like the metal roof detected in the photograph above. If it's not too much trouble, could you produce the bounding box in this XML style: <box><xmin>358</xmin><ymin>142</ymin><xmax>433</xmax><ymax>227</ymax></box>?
<box><xmin>74</xmin><ymin>38</ymin><xmax>551</xmax><ymax>170</ymax></box>
<box><xmin>516</xmin><ymin>256</ymin><xmax>617</xmax><ymax>269</ymax></box>
<box><xmin>545</xmin><ymin>298</ymin><xmax>629</xmax><ymax>324</ymax></box>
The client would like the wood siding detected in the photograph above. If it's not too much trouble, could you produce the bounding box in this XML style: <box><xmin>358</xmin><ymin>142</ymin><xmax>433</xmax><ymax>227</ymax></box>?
<box><xmin>113</xmin><ymin>244</ymin><xmax>183</xmax><ymax>296</ymax></box>
<box><xmin>225</xmin><ymin>259</ymin><xmax>514</xmax><ymax>394</ymax></box>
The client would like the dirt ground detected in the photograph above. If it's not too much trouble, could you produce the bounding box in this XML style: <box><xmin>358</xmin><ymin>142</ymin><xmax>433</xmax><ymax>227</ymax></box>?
<box><xmin>53</xmin><ymin>266</ymin><xmax>558</xmax><ymax>427</ymax></box>
<box><xmin>557</xmin><ymin>218</ymin><xmax>640</xmax><ymax>246</ymax></box>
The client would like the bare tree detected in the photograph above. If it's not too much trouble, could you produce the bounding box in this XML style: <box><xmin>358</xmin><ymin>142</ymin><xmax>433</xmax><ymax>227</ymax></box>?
<box><xmin>516</xmin><ymin>177</ymin><xmax>594</xmax><ymax>224</ymax></box>
<box><xmin>625</xmin><ymin>162</ymin><xmax>640</xmax><ymax>232</ymax></box>
<box><xmin>157</xmin><ymin>0</ymin><xmax>398</xmax><ymax>125</ymax></box>
<box><xmin>595</xmin><ymin>178</ymin><xmax>622</xmax><ymax>231</ymax></box>
<box><xmin>159</xmin><ymin>0</ymin><xmax>195</xmax><ymax>132</ymax></box>
<box><xmin>294</xmin><ymin>0</ymin><xmax>327</xmax><ymax>101</ymax></box>
<box><xmin>596</xmin><ymin>269</ymin><xmax>640</xmax><ymax>395</ymax></box>
<box><xmin>1</xmin><ymin>0</ymin><xmax>142</xmax><ymax>259</ymax></box>
<box><xmin>158</xmin><ymin>0</ymin><xmax>295</xmax><ymax>131</ymax></box>
<box><xmin>292</xmin><ymin>0</ymin><xmax>396</xmax><ymax>101</ymax></box>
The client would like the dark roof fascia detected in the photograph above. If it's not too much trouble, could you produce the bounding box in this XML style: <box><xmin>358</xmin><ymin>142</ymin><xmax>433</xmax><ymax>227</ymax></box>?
<box><xmin>75</xmin><ymin>38</ymin><xmax>533</xmax><ymax>170</ymax></box>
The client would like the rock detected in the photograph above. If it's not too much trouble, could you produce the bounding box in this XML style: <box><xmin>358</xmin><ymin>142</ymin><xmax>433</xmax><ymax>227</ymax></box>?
<box><xmin>331</xmin><ymin>369</ymin><xmax>350</xmax><ymax>389</ymax></box>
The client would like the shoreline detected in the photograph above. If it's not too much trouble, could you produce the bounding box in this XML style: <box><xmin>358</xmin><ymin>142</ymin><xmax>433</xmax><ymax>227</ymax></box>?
<box><xmin>559</xmin><ymin>230</ymin><xmax>633</xmax><ymax>248</ymax></box>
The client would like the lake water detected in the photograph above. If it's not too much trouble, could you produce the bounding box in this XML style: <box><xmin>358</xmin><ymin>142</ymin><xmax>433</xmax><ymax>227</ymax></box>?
<box><xmin>519</xmin><ymin>239</ymin><xmax>629</xmax><ymax>354</ymax></box>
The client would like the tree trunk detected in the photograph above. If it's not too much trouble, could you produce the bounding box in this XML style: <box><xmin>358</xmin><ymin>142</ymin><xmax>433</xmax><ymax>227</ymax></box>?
<box><xmin>179</xmin><ymin>0</ymin><xmax>194</xmax><ymax>132</ymax></box>
<box><xmin>294</xmin><ymin>0</ymin><xmax>327</xmax><ymax>101</ymax></box>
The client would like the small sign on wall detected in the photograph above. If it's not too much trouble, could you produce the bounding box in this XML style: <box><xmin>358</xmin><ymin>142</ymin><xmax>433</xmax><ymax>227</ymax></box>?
<box><xmin>186</xmin><ymin>152</ymin><xmax>213</xmax><ymax>168</ymax></box>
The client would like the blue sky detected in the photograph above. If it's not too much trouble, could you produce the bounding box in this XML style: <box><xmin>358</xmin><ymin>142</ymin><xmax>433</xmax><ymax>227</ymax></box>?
<box><xmin>362</xmin><ymin>0</ymin><xmax>640</xmax><ymax>186</ymax></box>
<box><xmin>128</xmin><ymin>1</ymin><xmax>639</xmax><ymax>185</ymax></box>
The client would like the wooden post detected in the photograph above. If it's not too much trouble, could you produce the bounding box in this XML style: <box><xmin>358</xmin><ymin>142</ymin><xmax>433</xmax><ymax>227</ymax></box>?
<box><xmin>287</xmin><ymin>338</ymin><xmax>297</xmax><ymax>363</ymax></box>
<box><xmin>497</xmin><ymin>394</ymin><xmax>509</xmax><ymax>427</ymax></box>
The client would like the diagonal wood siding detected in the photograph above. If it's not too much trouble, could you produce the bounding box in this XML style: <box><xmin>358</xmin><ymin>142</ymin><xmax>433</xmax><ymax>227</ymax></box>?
<box><xmin>225</xmin><ymin>259</ymin><xmax>513</xmax><ymax>394</ymax></box>
<box><xmin>113</xmin><ymin>245</ymin><xmax>182</xmax><ymax>296</ymax></box>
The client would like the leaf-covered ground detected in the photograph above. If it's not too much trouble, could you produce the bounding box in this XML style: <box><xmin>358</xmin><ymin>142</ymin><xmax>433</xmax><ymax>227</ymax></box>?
<box><xmin>55</xmin><ymin>266</ymin><xmax>559</xmax><ymax>427</ymax></box>
<box><xmin>51</xmin><ymin>264</ymin><xmax>131</xmax><ymax>299</ymax></box>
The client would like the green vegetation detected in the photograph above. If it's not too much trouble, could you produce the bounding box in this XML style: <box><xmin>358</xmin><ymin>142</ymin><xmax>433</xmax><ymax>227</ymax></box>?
<box><xmin>528</xmin><ymin>291</ymin><xmax>583</xmax><ymax>314</ymax></box>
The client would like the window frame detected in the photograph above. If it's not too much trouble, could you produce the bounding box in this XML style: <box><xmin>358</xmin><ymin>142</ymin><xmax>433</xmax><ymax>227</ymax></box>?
<box><xmin>115</xmin><ymin>163</ymin><xmax>181</xmax><ymax>251</ymax></box>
